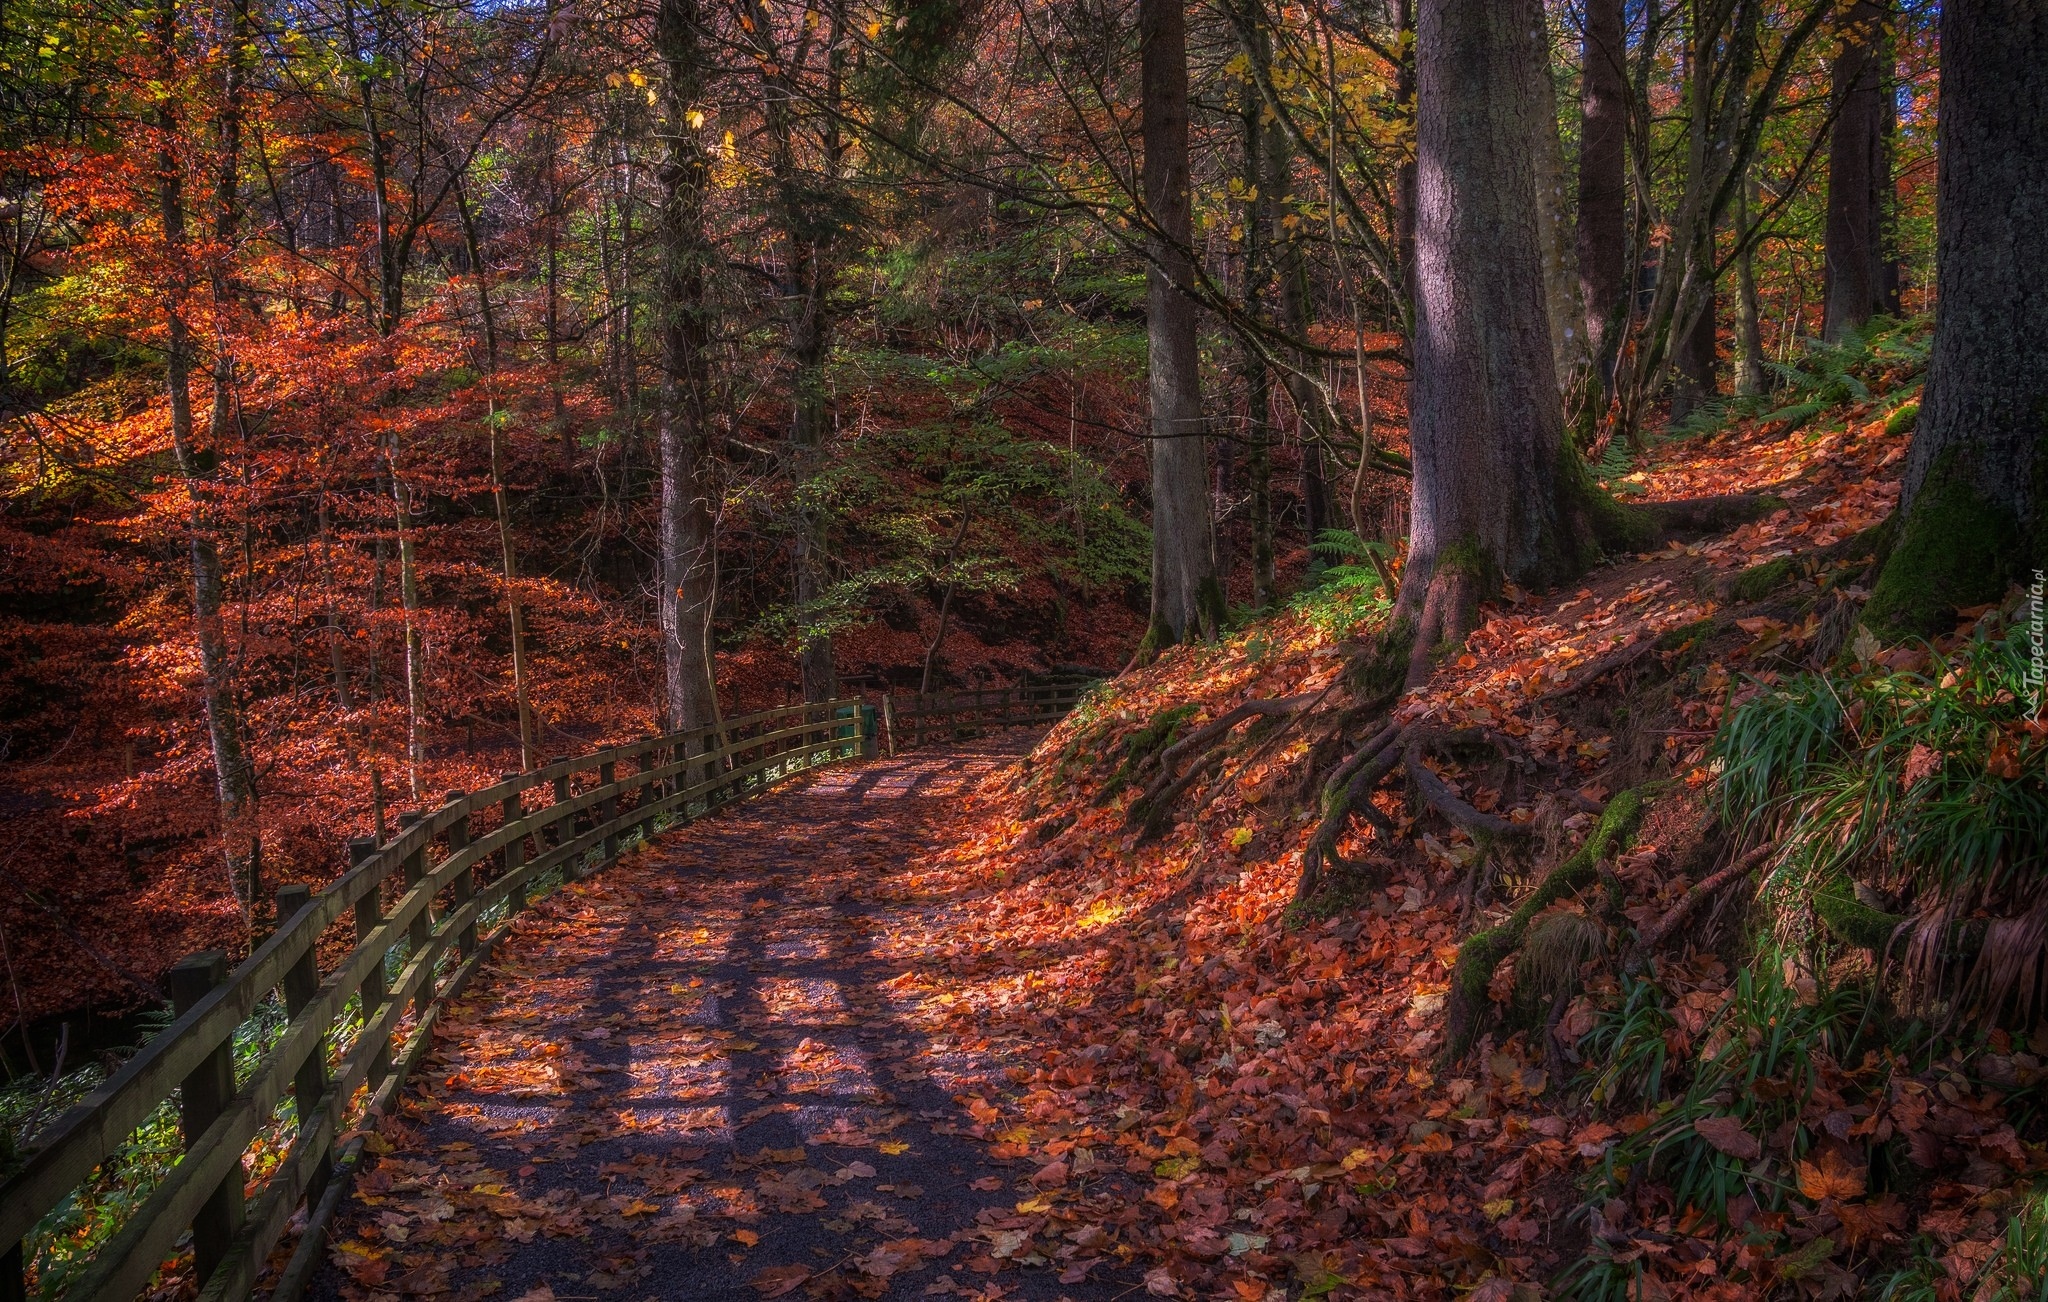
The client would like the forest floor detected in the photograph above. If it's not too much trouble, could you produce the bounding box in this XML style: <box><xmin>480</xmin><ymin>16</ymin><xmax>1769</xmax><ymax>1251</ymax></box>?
<box><xmin>315</xmin><ymin>343</ymin><xmax>2045</xmax><ymax>1301</ymax></box>
<box><xmin>313</xmin><ymin>738</ymin><xmax>1147</xmax><ymax>1302</ymax></box>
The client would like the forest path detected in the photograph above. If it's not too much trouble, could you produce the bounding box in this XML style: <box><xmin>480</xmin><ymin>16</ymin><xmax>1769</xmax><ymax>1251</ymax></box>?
<box><xmin>312</xmin><ymin>736</ymin><xmax>1134</xmax><ymax>1302</ymax></box>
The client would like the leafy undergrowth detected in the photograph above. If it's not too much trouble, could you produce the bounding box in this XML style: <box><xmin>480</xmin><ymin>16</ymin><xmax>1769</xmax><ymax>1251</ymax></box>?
<box><xmin>870</xmin><ymin>345</ymin><xmax>2048</xmax><ymax>1298</ymax></box>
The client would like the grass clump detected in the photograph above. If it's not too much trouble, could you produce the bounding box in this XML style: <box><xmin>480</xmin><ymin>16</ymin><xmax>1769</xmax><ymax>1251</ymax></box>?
<box><xmin>1713</xmin><ymin>618</ymin><xmax>2047</xmax><ymax>1026</ymax></box>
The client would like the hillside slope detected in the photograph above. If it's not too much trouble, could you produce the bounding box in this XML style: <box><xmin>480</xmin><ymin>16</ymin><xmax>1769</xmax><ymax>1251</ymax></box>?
<box><xmin>865</xmin><ymin>338</ymin><xmax>2048</xmax><ymax>1298</ymax></box>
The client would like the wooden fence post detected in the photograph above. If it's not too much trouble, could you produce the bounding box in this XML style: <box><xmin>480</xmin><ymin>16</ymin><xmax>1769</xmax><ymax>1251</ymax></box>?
<box><xmin>635</xmin><ymin>736</ymin><xmax>659</xmax><ymax>837</ymax></box>
<box><xmin>397</xmin><ymin>811</ymin><xmax>429</xmax><ymax>1015</ymax></box>
<box><xmin>445</xmin><ymin>792</ymin><xmax>474</xmax><ymax>958</ymax></box>
<box><xmin>348</xmin><ymin>835</ymin><xmax>392</xmax><ymax>1085</ymax></box>
<box><xmin>499</xmin><ymin>777</ymin><xmax>525</xmax><ymax>914</ymax></box>
<box><xmin>551</xmin><ymin>763</ymin><xmax>573</xmax><ymax>869</ymax></box>
<box><xmin>882</xmin><ymin>696</ymin><xmax>896</xmax><ymax>757</ymax></box>
<box><xmin>273</xmin><ymin>883</ymin><xmax>331</xmax><ymax>1204</ymax></box>
<box><xmin>166</xmin><ymin>951</ymin><xmax>244</xmax><ymax>1287</ymax></box>
<box><xmin>598</xmin><ymin>759</ymin><xmax>618</xmax><ymax>867</ymax></box>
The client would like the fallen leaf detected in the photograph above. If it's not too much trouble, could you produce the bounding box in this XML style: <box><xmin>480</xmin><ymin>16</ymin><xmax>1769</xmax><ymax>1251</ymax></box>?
<box><xmin>1692</xmin><ymin>1115</ymin><xmax>1762</xmax><ymax>1161</ymax></box>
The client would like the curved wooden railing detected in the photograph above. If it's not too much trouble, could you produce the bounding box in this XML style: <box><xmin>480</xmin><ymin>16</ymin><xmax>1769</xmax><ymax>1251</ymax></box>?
<box><xmin>0</xmin><ymin>700</ymin><xmax>871</xmax><ymax>1302</ymax></box>
<box><xmin>881</xmin><ymin>679</ymin><xmax>1099</xmax><ymax>754</ymax></box>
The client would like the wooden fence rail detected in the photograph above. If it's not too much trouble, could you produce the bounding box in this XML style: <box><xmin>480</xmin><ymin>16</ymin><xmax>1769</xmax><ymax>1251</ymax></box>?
<box><xmin>0</xmin><ymin>700</ymin><xmax>871</xmax><ymax>1302</ymax></box>
<box><xmin>881</xmin><ymin>680</ymin><xmax>1099</xmax><ymax>755</ymax></box>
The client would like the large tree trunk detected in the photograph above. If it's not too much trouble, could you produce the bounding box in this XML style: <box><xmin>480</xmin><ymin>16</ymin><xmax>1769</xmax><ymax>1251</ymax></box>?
<box><xmin>1138</xmin><ymin>0</ymin><xmax>1220</xmax><ymax>652</ymax></box>
<box><xmin>1397</xmin><ymin>0</ymin><xmax>1594</xmax><ymax>680</ymax></box>
<box><xmin>1822</xmin><ymin>0</ymin><xmax>1891</xmax><ymax>342</ymax></box>
<box><xmin>1576</xmin><ymin>0</ymin><xmax>1627</xmax><ymax>392</ymax></box>
<box><xmin>1867</xmin><ymin>3</ymin><xmax>2048</xmax><ymax>633</ymax></box>
<box><xmin>655</xmin><ymin>0</ymin><xmax>721</xmax><ymax>735</ymax></box>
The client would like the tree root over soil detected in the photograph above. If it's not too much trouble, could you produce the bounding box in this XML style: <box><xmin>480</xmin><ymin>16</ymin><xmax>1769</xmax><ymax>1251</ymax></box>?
<box><xmin>1123</xmin><ymin>692</ymin><xmax>1323</xmax><ymax>841</ymax></box>
<box><xmin>1444</xmin><ymin>786</ymin><xmax>1650</xmax><ymax>1062</ymax></box>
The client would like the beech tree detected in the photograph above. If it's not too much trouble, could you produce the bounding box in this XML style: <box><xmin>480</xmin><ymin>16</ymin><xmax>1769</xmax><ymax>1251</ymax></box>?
<box><xmin>1866</xmin><ymin>1</ymin><xmax>2047</xmax><ymax>631</ymax></box>
<box><xmin>1393</xmin><ymin>0</ymin><xmax>1589</xmax><ymax>679</ymax></box>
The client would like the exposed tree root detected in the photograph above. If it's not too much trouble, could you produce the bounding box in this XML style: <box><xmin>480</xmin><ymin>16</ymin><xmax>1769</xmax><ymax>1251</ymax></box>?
<box><xmin>1443</xmin><ymin>785</ymin><xmax>1649</xmax><ymax>1062</ymax></box>
<box><xmin>1131</xmin><ymin>750</ymin><xmax>1226</xmax><ymax>842</ymax></box>
<box><xmin>1532</xmin><ymin>636</ymin><xmax>1661</xmax><ymax>704</ymax></box>
<box><xmin>1403</xmin><ymin>736</ymin><xmax>1526</xmax><ymax>842</ymax></box>
<box><xmin>1152</xmin><ymin>693</ymin><xmax>1317</xmax><ymax>778</ymax></box>
<box><xmin>1095</xmin><ymin>704</ymin><xmax>1198</xmax><ymax>806</ymax></box>
<box><xmin>1125</xmin><ymin>693</ymin><xmax>1322</xmax><ymax>841</ymax></box>
<box><xmin>1291</xmin><ymin>723</ymin><xmax>1409</xmax><ymax>902</ymax></box>
<box><xmin>1624</xmin><ymin>842</ymin><xmax>1772</xmax><ymax>973</ymax></box>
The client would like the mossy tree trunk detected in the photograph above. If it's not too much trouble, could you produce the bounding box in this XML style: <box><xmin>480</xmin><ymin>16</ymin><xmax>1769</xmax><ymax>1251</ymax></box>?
<box><xmin>1138</xmin><ymin>0</ymin><xmax>1222</xmax><ymax>653</ymax></box>
<box><xmin>1396</xmin><ymin>0</ymin><xmax>1595</xmax><ymax>677</ymax></box>
<box><xmin>1866</xmin><ymin>2</ymin><xmax>2048</xmax><ymax>633</ymax></box>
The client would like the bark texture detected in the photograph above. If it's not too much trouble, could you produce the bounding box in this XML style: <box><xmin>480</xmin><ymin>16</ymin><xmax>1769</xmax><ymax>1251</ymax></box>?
<box><xmin>1139</xmin><ymin>0</ymin><xmax>1220</xmax><ymax>650</ymax></box>
<box><xmin>1398</xmin><ymin>0</ymin><xmax>1590</xmax><ymax>672</ymax></box>
<box><xmin>1823</xmin><ymin>0</ymin><xmax>1891</xmax><ymax>342</ymax></box>
<box><xmin>1530</xmin><ymin>47</ymin><xmax>1587</xmax><ymax>396</ymax></box>
<box><xmin>1671</xmin><ymin>279</ymin><xmax>1718</xmax><ymax>420</ymax></box>
<box><xmin>655</xmin><ymin>0</ymin><xmax>722</xmax><ymax>734</ymax></box>
<box><xmin>1575</xmin><ymin>0</ymin><xmax>1627</xmax><ymax>382</ymax></box>
<box><xmin>1868</xmin><ymin>2</ymin><xmax>2048</xmax><ymax>633</ymax></box>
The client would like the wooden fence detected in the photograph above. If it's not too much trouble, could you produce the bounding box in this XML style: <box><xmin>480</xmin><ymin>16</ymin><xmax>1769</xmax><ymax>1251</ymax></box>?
<box><xmin>880</xmin><ymin>679</ymin><xmax>1099</xmax><ymax>754</ymax></box>
<box><xmin>0</xmin><ymin>701</ymin><xmax>870</xmax><ymax>1302</ymax></box>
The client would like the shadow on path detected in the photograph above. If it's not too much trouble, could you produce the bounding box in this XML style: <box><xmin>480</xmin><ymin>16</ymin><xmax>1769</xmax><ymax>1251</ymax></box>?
<box><xmin>311</xmin><ymin>737</ymin><xmax>1137</xmax><ymax>1302</ymax></box>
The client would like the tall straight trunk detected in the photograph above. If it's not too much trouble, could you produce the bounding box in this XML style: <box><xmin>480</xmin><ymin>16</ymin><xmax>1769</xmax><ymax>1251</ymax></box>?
<box><xmin>207</xmin><ymin>0</ymin><xmax>248</xmax><ymax>448</ymax></box>
<box><xmin>1273</xmin><ymin>163</ymin><xmax>1334</xmax><ymax>562</ymax></box>
<box><xmin>1138</xmin><ymin>0</ymin><xmax>1219</xmax><ymax>651</ymax></box>
<box><xmin>1529</xmin><ymin>40</ymin><xmax>1587</xmax><ymax>398</ymax></box>
<box><xmin>1236</xmin><ymin>56</ymin><xmax>1275</xmax><ymax>609</ymax></box>
<box><xmin>454</xmin><ymin>181</ymin><xmax>535</xmax><ymax>770</ymax></box>
<box><xmin>365</xmin><ymin>469</ymin><xmax>390</xmax><ymax>836</ymax></box>
<box><xmin>1576</xmin><ymin>0</ymin><xmax>1627</xmax><ymax>389</ymax></box>
<box><xmin>763</xmin><ymin>0</ymin><xmax>847</xmax><ymax>704</ymax></box>
<box><xmin>490</xmin><ymin>428</ymin><xmax>537</xmax><ymax>771</ymax></box>
<box><xmin>1867</xmin><ymin>3</ymin><xmax>2048</xmax><ymax>633</ymax></box>
<box><xmin>654</xmin><ymin>0</ymin><xmax>721</xmax><ymax>735</ymax></box>
<box><xmin>157</xmin><ymin>0</ymin><xmax>257</xmax><ymax>921</ymax></box>
<box><xmin>1733</xmin><ymin>172</ymin><xmax>1767</xmax><ymax>395</ymax></box>
<box><xmin>1393</xmin><ymin>0</ymin><xmax>1418</xmax><ymax>313</ymax></box>
<box><xmin>1823</xmin><ymin>0</ymin><xmax>1890</xmax><ymax>341</ymax></box>
<box><xmin>343</xmin><ymin>0</ymin><xmax>398</xmax><ymax>334</ymax></box>
<box><xmin>388</xmin><ymin>440</ymin><xmax>427</xmax><ymax>801</ymax></box>
<box><xmin>544</xmin><ymin>142</ymin><xmax>566</xmax><ymax>418</ymax></box>
<box><xmin>1398</xmin><ymin>0</ymin><xmax>1593</xmax><ymax>678</ymax></box>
